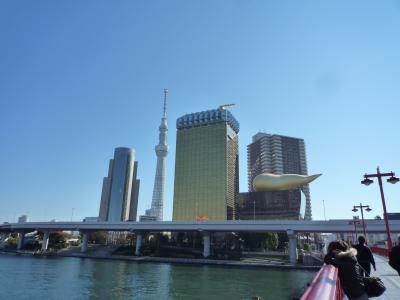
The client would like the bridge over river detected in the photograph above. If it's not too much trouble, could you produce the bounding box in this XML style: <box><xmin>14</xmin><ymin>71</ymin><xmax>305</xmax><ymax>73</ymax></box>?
<box><xmin>2</xmin><ymin>219</ymin><xmax>400</xmax><ymax>264</ymax></box>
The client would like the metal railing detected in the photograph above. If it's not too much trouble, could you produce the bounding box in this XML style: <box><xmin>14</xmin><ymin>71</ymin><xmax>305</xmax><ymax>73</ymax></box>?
<box><xmin>300</xmin><ymin>264</ymin><xmax>344</xmax><ymax>300</ymax></box>
<box><xmin>371</xmin><ymin>246</ymin><xmax>389</xmax><ymax>257</ymax></box>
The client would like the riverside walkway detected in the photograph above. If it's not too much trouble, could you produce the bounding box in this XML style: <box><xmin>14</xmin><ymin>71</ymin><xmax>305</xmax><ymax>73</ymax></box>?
<box><xmin>55</xmin><ymin>245</ymin><xmax>319</xmax><ymax>270</ymax></box>
<box><xmin>373</xmin><ymin>255</ymin><xmax>399</xmax><ymax>300</ymax></box>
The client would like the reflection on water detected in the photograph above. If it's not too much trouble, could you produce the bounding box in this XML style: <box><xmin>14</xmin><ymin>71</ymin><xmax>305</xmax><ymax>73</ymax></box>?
<box><xmin>0</xmin><ymin>255</ymin><xmax>315</xmax><ymax>300</ymax></box>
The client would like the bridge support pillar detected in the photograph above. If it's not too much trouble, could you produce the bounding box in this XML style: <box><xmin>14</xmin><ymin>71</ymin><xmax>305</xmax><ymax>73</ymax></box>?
<box><xmin>42</xmin><ymin>231</ymin><xmax>50</xmax><ymax>251</ymax></box>
<box><xmin>135</xmin><ymin>233</ymin><xmax>142</xmax><ymax>256</ymax></box>
<box><xmin>81</xmin><ymin>232</ymin><xmax>88</xmax><ymax>253</ymax></box>
<box><xmin>287</xmin><ymin>230</ymin><xmax>298</xmax><ymax>264</ymax></box>
<box><xmin>203</xmin><ymin>232</ymin><xmax>211</xmax><ymax>258</ymax></box>
<box><xmin>17</xmin><ymin>232</ymin><xmax>25</xmax><ymax>250</ymax></box>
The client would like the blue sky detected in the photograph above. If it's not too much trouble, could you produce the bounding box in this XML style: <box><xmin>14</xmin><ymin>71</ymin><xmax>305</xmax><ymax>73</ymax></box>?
<box><xmin>1</xmin><ymin>0</ymin><xmax>399</xmax><ymax>222</ymax></box>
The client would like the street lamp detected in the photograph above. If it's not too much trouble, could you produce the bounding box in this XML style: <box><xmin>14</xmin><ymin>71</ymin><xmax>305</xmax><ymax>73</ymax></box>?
<box><xmin>362</xmin><ymin>167</ymin><xmax>399</xmax><ymax>250</ymax></box>
<box><xmin>387</xmin><ymin>176</ymin><xmax>400</xmax><ymax>184</ymax></box>
<box><xmin>361</xmin><ymin>178</ymin><xmax>373</xmax><ymax>186</ymax></box>
<box><xmin>352</xmin><ymin>203</ymin><xmax>371</xmax><ymax>242</ymax></box>
<box><xmin>349</xmin><ymin>218</ymin><xmax>361</xmax><ymax>244</ymax></box>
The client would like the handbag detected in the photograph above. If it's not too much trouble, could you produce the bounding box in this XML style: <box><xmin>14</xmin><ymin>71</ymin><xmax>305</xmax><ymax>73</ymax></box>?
<box><xmin>362</xmin><ymin>276</ymin><xmax>386</xmax><ymax>297</ymax></box>
<box><xmin>358</xmin><ymin>263</ymin><xmax>386</xmax><ymax>297</ymax></box>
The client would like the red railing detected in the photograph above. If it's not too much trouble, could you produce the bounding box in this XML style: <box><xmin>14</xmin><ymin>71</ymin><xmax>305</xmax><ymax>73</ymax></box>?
<box><xmin>371</xmin><ymin>246</ymin><xmax>389</xmax><ymax>257</ymax></box>
<box><xmin>300</xmin><ymin>264</ymin><xmax>344</xmax><ymax>300</ymax></box>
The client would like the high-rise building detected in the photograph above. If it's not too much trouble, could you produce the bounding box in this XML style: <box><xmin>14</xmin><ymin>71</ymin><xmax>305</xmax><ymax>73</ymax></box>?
<box><xmin>236</xmin><ymin>190</ymin><xmax>301</xmax><ymax>220</ymax></box>
<box><xmin>145</xmin><ymin>89</ymin><xmax>169</xmax><ymax>221</ymax></box>
<box><xmin>247</xmin><ymin>133</ymin><xmax>312</xmax><ymax>220</ymax></box>
<box><xmin>98</xmin><ymin>147</ymin><xmax>140</xmax><ymax>222</ymax></box>
<box><xmin>172</xmin><ymin>108</ymin><xmax>239</xmax><ymax>221</ymax></box>
<box><xmin>18</xmin><ymin>215</ymin><xmax>28</xmax><ymax>223</ymax></box>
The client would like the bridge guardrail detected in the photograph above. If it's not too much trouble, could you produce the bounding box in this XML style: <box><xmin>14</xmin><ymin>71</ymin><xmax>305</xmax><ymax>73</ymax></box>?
<box><xmin>371</xmin><ymin>246</ymin><xmax>389</xmax><ymax>257</ymax></box>
<box><xmin>300</xmin><ymin>264</ymin><xmax>344</xmax><ymax>300</ymax></box>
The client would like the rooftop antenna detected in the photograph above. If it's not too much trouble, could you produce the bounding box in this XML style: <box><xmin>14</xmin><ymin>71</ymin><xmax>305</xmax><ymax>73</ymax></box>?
<box><xmin>163</xmin><ymin>88</ymin><xmax>168</xmax><ymax>118</ymax></box>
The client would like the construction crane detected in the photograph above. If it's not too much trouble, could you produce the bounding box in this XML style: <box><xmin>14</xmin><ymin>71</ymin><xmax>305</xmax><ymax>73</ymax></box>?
<box><xmin>218</xmin><ymin>103</ymin><xmax>235</xmax><ymax>110</ymax></box>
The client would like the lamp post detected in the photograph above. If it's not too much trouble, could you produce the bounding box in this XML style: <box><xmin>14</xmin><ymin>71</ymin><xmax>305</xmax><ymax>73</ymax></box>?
<box><xmin>349</xmin><ymin>218</ymin><xmax>361</xmax><ymax>244</ymax></box>
<box><xmin>253</xmin><ymin>199</ymin><xmax>256</xmax><ymax>221</ymax></box>
<box><xmin>361</xmin><ymin>167</ymin><xmax>399</xmax><ymax>250</ymax></box>
<box><xmin>352</xmin><ymin>204</ymin><xmax>371</xmax><ymax>242</ymax></box>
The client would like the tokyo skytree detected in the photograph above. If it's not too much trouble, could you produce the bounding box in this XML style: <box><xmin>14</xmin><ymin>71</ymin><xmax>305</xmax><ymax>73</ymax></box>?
<box><xmin>146</xmin><ymin>89</ymin><xmax>169</xmax><ymax>221</ymax></box>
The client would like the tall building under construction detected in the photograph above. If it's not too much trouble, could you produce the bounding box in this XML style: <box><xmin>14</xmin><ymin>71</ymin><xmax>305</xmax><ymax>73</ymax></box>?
<box><xmin>172</xmin><ymin>108</ymin><xmax>239</xmax><ymax>221</ymax></box>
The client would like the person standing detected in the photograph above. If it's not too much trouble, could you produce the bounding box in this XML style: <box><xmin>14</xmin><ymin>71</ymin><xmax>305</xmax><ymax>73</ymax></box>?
<box><xmin>389</xmin><ymin>236</ymin><xmax>400</xmax><ymax>276</ymax></box>
<box><xmin>325</xmin><ymin>240</ymin><xmax>368</xmax><ymax>300</ymax></box>
<box><xmin>354</xmin><ymin>236</ymin><xmax>376</xmax><ymax>276</ymax></box>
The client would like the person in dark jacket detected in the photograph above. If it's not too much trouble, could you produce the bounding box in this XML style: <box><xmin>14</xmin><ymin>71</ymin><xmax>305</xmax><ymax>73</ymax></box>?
<box><xmin>353</xmin><ymin>236</ymin><xmax>376</xmax><ymax>276</ymax></box>
<box><xmin>389</xmin><ymin>236</ymin><xmax>400</xmax><ymax>276</ymax></box>
<box><xmin>324</xmin><ymin>240</ymin><xmax>368</xmax><ymax>300</ymax></box>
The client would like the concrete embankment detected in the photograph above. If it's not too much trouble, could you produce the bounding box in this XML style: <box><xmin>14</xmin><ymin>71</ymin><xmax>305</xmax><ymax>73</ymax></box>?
<box><xmin>58</xmin><ymin>251</ymin><xmax>319</xmax><ymax>271</ymax></box>
<box><xmin>2</xmin><ymin>247</ymin><xmax>319</xmax><ymax>271</ymax></box>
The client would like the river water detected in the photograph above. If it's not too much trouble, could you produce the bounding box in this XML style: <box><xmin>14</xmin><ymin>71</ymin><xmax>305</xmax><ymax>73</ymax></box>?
<box><xmin>0</xmin><ymin>255</ymin><xmax>315</xmax><ymax>300</ymax></box>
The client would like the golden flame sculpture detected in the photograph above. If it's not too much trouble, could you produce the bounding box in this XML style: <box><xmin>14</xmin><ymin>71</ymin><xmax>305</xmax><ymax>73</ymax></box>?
<box><xmin>253</xmin><ymin>173</ymin><xmax>322</xmax><ymax>192</ymax></box>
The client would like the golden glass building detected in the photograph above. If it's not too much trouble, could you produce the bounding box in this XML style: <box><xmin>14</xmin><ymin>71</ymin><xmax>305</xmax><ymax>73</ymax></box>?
<box><xmin>172</xmin><ymin>109</ymin><xmax>239</xmax><ymax>221</ymax></box>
